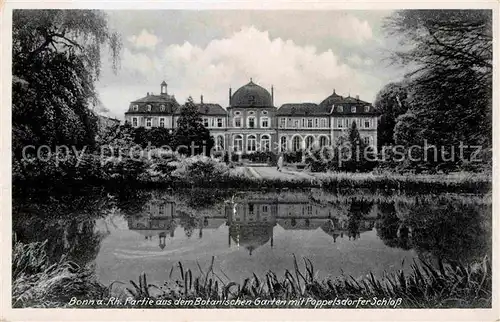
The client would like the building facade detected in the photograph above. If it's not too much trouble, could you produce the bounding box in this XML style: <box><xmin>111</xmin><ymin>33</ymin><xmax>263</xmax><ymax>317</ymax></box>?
<box><xmin>125</xmin><ymin>80</ymin><xmax>379</xmax><ymax>153</ymax></box>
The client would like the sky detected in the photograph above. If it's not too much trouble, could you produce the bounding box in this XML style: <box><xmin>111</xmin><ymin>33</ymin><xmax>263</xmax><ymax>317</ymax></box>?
<box><xmin>96</xmin><ymin>10</ymin><xmax>407</xmax><ymax>120</ymax></box>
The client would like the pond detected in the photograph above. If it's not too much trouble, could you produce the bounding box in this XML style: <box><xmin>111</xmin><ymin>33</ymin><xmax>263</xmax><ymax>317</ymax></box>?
<box><xmin>12</xmin><ymin>188</ymin><xmax>492</xmax><ymax>288</ymax></box>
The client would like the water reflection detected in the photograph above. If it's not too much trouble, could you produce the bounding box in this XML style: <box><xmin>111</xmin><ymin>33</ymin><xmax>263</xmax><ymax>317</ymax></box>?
<box><xmin>13</xmin><ymin>188</ymin><xmax>491</xmax><ymax>283</ymax></box>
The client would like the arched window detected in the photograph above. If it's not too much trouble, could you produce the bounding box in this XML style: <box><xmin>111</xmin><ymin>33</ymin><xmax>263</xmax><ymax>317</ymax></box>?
<box><xmin>133</xmin><ymin>105</ymin><xmax>139</xmax><ymax>111</ymax></box>
<box><xmin>351</xmin><ymin>106</ymin><xmax>356</xmax><ymax>113</ymax></box>
<box><xmin>247</xmin><ymin>116</ymin><xmax>256</xmax><ymax>128</ymax></box>
<box><xmin>247</xmin><ymin>135</ymin><xmax>256</xmax><ymax>152</ymax></box>
<box><xmin>147</xmin><ymin>104</ymin><xmax>152</xmax><ymax>112</ymax></box>
<box><xmin>319</xmin><ymin>136</ymin><xmax>329</xmax><ymax>147</ymax></box>
<box><xmin>160</xmin><ymin>104</ymin><xmax>165</xmax><ymax>112</ymax></box>
<box><xmin>292</xmin><ymin>136</ymin><xmax>302</xmax><ymax>152</ymax></box>
<box><xmin>305</xmin><ymin>136</ymin><xmax>314</xmax><ymax>149</ymax></box>
<box><xmin>280</xmin><ymin>136</ymin><xmax>287</xmax><ymax>152</ymax></box>
<box><xmin>261</xmin><ymin>135</ymin><xmax>270</xmax><ymax>152</ymax></box>
<box><xmin>320</xmin><ymin>118</ymin><xmax>327</xmax><ymax>128</ymax></box>
<box><xmin>216</xmin><ymin>135</ymin><xmax>224</xmax><ymax>151</ymax></box>
<box><xmin>234</xmin><ymin>135</ymin><xmax>243</xmax><ymax>152</ymax></box>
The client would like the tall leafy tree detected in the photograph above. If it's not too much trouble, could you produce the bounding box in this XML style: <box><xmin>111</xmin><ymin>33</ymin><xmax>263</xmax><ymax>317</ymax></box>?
<box><xmin>172</xmin><ymin>97</ymin><xmax>214</xmax><ymax>156</ymax></box>
<box><xmin>374</xmin><ymin>81</ymin><xmax>410</xmax><ymax>148</ymax></box>
<box><xmin>385</xmin><ymin>10</ymin><xmax>492</xmax><ymax>169</ymax></box>
<box><xmin>12</xmin><ymin>10</ymin><xmax>121</xmax><ymax>157</ymax></box>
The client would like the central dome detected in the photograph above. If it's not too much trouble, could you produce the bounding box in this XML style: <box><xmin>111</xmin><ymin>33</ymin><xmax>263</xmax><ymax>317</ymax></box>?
<box><xmin>231</xmin><ymin>80</ymin><xmax>273</xmax><ymax>107</ymax></box>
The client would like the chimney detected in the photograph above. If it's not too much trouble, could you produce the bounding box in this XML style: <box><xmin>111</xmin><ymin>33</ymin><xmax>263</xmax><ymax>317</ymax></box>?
<box><xmin>356</xmin><ymin>95</ymin><xmax>359</xmax><ymax>100</ymax></box>
<box><xmin>229</xmin><ymin>87</ymin><xmax>232</xmax><ymax>105</ymax></box>
<box><xmin>271</xmin><ymin>85</ymin><xmax>274</xmax><ymax>105</ymax></box>
<box><xmin>147</xmin><ymin>92</ymin><xmax>149</xmax><ymax>96</ymax></box>
<box><xmin>333</xmin><ymin>88</ymin><xmax>336</xmax><ymax>94</ymax></box>
<box><xmin>201</xmin><ymin>95</ymin><xmax>204</xmax><ymax>104</ymax></box>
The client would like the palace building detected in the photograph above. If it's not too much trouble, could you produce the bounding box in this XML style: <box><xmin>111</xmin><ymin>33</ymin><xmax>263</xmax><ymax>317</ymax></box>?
<box><xmin>124</xmin><ymin>80</ymin><xmax>379</xmax><ymax>153</ymax></box>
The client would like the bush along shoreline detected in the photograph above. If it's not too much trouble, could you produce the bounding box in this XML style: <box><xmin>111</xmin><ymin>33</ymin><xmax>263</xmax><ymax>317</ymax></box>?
<box><xmin>13</xmin><ymin>152</ymin><xmax>491</xmax><ymax>195</ymax></box>
<box><xmin>12</xmin><ymin>241</ymin><xmax>491</xmax><ymax>308</ymax></box>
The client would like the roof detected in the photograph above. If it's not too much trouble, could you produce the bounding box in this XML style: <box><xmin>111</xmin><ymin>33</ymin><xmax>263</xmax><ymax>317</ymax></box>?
<box><xmin>319</xmin><ymin>91</ymin><xmax>378</xmax><ymax>115</ymax></box>
<box><xmin>194</xmin><ymin>103</ymin><xmax>228</xmax><ymax>116</ymax></box>
<box><xmin>231</xmin><ymin>80</ymin><xmax>273</xmax><ymax>108</ymax></box>
<box><xmin>126</xmin><ymin>94</ymin><xmax>180</xmax><ymax>114</ymax></box>
<box><xmin>277</xmin><ymin>103</ymin><xmax>330</xmax><ymax>116</ymax></box>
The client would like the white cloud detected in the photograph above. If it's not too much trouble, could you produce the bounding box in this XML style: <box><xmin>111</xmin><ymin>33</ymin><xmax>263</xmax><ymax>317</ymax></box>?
<box><xmin>127</xmin><ymin>29</ymin><xmax>160</xmax><ymax>49</ymax></box>
<box><xmin>347</xmin><ymin>54</ymin><xmax>374</xmax><ymax>67</ymax></box>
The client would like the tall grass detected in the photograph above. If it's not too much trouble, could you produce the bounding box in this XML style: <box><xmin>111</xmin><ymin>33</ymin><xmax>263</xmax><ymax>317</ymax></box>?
<box><xmin>13</xmin><ymin>241</ymin><xmax>491</xmax><ymax>308</ymax></box>
<box><xmin>12</xmin><ymin>241</ymin><xmax>109</xmax><ymax>308</ymax></box>
<box><xmin>122</xmin><ymin>256</ymin><xmax>491</xmax><ymax>308</ymax></box>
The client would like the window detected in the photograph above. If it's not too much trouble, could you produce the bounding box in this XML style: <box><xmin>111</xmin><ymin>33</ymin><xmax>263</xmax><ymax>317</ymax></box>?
<box><xmin>249</xmin><ymin>204</ymin><xmax>254</xmax><ymax>215</ymax></box>
<box><xmin>133</xmin><ymin>105</ymin><xmax>139</xmax><ymax>111</ymax></box>
<box><xmin>160</xmin><ymin>105</ymin><xmax>165</xmax><ymax>112</ymax></box>
<box><xmin>211</xmin><ymin>118</ymin><xmax>215</xmax><ymax>127</ymax></box>
<box><xmin>294</xmin><ymin>120</ymin><xmax>299</xmax><ymax>128</ymax></box>
<box><xmin>146</xmin><ymin>117</ymin><xmax>152</xmax><ymax>128</ymax></box>
<box><xmin>203</xmin><ymin>118</ymin><xmax>209</xmax><ymax>127</ymax></box>
<box><xmin>351</xmin><ymin>106</ymin><xmax>356</xmax><ymax>113</ymax></box>
<box><xmin>261</xmin><ymin>117</ymin><xmax>269</xmax><ymax>128</ymax></box>
<box><xmin>217</xmin><ymin>118</ymin><xmax>223</xmax><ymax>127</ymax></box>
<box><xmin>280</xmin><ymin>117</ymin><xmax>286</xmax><ymax>128</ymax></box>
<box><xmin>159</xmin><ymin>204</ymin><xmax>165</xmax><ymax>215</ymax></box>
<box><xmin>132</xmin><ymin>117</ymin><xmax>138</xmax><ymax>127</ymax></box>
<box><xmin>262</xmin><ymin>110</ymin><xmax>268</xmax><ymax>115</ymax></box>
<box><xmin>337</xmin><ymin>106</ymin><xmax>343</xmax><ymax>112</ymax></box>
<box><xmin>315</xmin><ymin>118</ymin><xmax>319</xmax><ymax>128</ymax></box>
<box><xmin>234</xmin><ymin>135</ymin><xmax>243</xmax><ymax>152</ymax></box>
<box><xmin>216</xmin><ymin>135</ymin><xmax>224</xmax><ymax>150</ymax></box>
<box><xmin>159</xmin><ymin>117</ymin><xmax>165</xmax><ymax>128</ymax></box>
<box><xmin>248</xmin><ymin>111</ymin><xmax>255</xmax><ymax>115</ymax></box>
<box><xmin>292</xmin><ymin>136</ymin><xmax>302</xmax><ymax>152</ymax></box>
<box><xmin>364</xmin><ymin>119</ymin><xmax>370</xmax><ymax>129</ymax></box>
<box><xmin>307</xmin><ymin>205</ymin><xmax>312</xmax><ymax>215</ymax></box>
<box><xmin>262</xmin><ymin>205</ymin><xmax>268</xmax><ymax>212</ymax></box>
<box><xmin>363</xmin><ymin>137</ymin><xmax>370</xmax><ymax>145</ymax></box>
<box><xmin>321</xmin><ymin>118</ymin><xmax>327</xmax><ymax>128</ymax></box>
<box><xmin>319</xmin><ymin>136</ymin><xmax>328</xmax><ymax>147</ymax></box>
<box><xmin>305</xmin><ymin>136</ymin><xmax>314</xmax><ymax>149</ymax></box>
<box><xmin>280</xmin><ymin>136</ymin><xmax>287</xmax><ymax>152</ymax></box>
<box><xmin>302</xmin><ymin>118</ymin><xmax>306</xmax><ymax>128</ymax></box>
<box><xmin>338</xmin><ymin>119</ymin><xmax>343</xmax><ymax>128</ymax></box>
<box><xmin>248</xmin><ymin>116</ymin><xmax>256</xmax><ymax>128</ymax></box>
<box><xmin>147</xmin><ymin>105</ymin><xmax>152</xmax><ymax>112</ymax></box>
<box><xmin>261</xmin><ymin>135</ymin><xmax>270</xmax><ymax>151</ymax></box>
<box><xmin>365</xmin><ymin>105</ymin><xmax>370</xmax><ymax>112</ymax></box>
<box><xmin>234</xmin><ymin>117</ymin><xmax>242</xmax><ymax>127</ymax></box>
<box><xmin>234</xmin><ymin>111</ymin><xmax>241</xmax><ymax>116</ymax></box>
<box><xmin>247</xmin><ymin>135</ymin><xmax>256</xmax><ymax>152</ymax></box>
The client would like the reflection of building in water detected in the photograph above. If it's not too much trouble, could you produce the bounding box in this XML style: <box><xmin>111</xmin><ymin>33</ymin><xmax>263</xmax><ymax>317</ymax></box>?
<box><xmin>128</xmin><ymin>195</ymin><xmax>379</xmax><ymax>251</ymax></box>
<box><xmin>127</xmin><ymin>200</ymin><xmax>178</xmax><ymax>249</ymax></box>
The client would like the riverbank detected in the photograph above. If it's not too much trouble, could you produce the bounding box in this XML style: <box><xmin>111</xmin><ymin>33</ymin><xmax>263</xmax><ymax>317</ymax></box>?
<box><xmin>12</xmin><ymin>241</ymin><xmax>491</xmax><ymax>308</ymax></box>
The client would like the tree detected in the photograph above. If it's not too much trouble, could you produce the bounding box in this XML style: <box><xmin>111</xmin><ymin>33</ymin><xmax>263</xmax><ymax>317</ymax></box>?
<box><xmin>172</xmin><ymin>97</ymin><xmax>214</xmax><ymax>156</ymax></box>
<box><xmin>374</xmin><ymin>81</ymin><xmax>410</xmax><ymax>148</ymax></box>
<box><xmin>384</xmin><ymin>10</ymin><xmax>492</xmax><ymax>170</ymax></box>
<box><xmin>12</xmin><ymin>10</ymin><xmax>121</xmax><ymax>158</ymax></box>
<box><xmin>341</xmin><ymin>122</ymin><xmax>377</xmax><ymax>172</ymax></box>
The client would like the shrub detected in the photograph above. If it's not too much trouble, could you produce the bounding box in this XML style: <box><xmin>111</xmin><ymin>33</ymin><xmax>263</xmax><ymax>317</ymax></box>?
<box><xmin>172</xmin><ymin>155</ymin><xmax>230</xmax><ymax>184</ymax></box>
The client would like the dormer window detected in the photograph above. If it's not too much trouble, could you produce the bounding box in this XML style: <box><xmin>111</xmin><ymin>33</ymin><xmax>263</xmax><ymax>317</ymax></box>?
<box><xmin>262</xmin><ymin>110</ymin><xmax>268</xmax><ymax>115</ymax></box>
<box><xmin>133</xmin><ymin>105</ymin><xmax>138</xmax><ymax>111</ymax></box>
<box><xmin>365</xmin><ymin>105</ymin><xmax>370</xmax><ymax>112</ymax></box>
<box><xmin>248</xmin><ymin>111</ymin><xmax>255</xmax><ymax>115</ymax></box>
<box><xmin>337</xmin><ymin>106</ymin><xmax>343</xmax><ymax>112</ymax></box>
<box><xmin>234</xmin><ymin>111</ymin><xmax>241</xmax><ymax>116</ymax></box>
<box><xmin>147</xmin><ymin>104</ymin><xmax>152</xmax><ymax>112</ymax></box>
<box><xmin>160</xmin><ymin>105</ymin><xmax>165</xmax><ymax>112</ymax></box>
<box><xmin>351</xmin><ymin>106</ymin><xmax>356</xmax><ymax>113</ymax></box>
